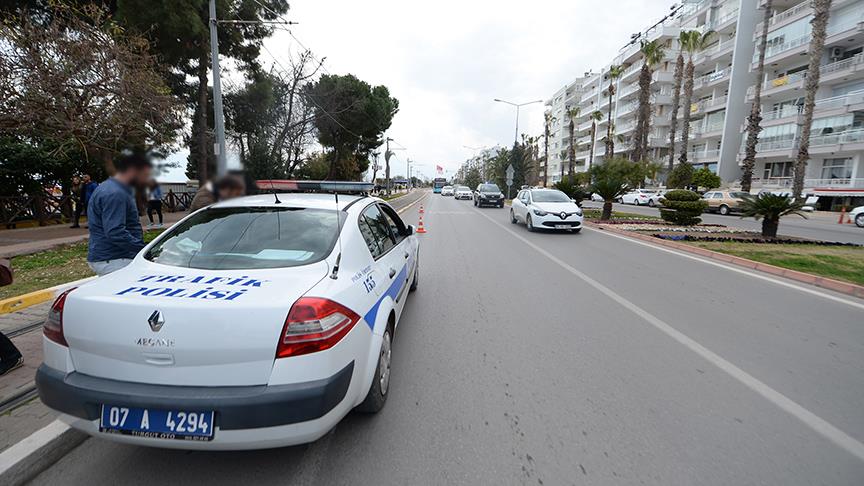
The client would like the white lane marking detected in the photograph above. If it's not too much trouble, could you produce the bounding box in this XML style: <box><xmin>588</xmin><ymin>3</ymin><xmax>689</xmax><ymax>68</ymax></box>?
<box><xmin>472</xmin><ymin>208</ymin><xmax>864</xmax><ymax>462</ymax></box>
<box><xmin>0</xmin><ymin>420</ymin><xmax>70</xmax><ymax>473</ymax></box>
<box><xmin>396</xmin><ymin>191</ymin><xmax>429</xmax><ymax>215</ymax></box>
<box><xmin>583</xmin><ymin>226</ymin><xmax>864</xmax><ymax>311</ymax></box>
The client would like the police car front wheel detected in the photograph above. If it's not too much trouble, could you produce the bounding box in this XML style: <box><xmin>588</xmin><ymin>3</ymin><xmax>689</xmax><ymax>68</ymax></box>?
<box><xmin>356</xmin><ymin>329</ymin><xmax>392</xmax><ymax>413</ymax></box>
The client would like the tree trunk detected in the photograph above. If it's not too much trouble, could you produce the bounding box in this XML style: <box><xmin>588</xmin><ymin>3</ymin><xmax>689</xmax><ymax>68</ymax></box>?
<box><xmin>588</xmin><ymin>123</ymin><xmax>596</xmax><ymax>172</ymax></box>
<box><xmin>741</xmin><ymin>0</ymin><xmax>773</xmax><ymax>193</ymax></box>
<box><xmin>543</xmin><ymin>120</ymin><xmax>550</xmax><ymax>187</ymax></box>
<box><xmin>668</xmin><ymin>53</ymin><xmax>684</xmax><ymax>171</ymax></box>
<box><xmin>677</xmin><ymin>58</ymin><xmax>695</xmax><ymax>165</ymax></box>
<box><xmin>762</xmin><ymin>217</ymin><xmax>779</xmax><ymax>238</ymax></box>
<box><xmin>605</xmin><ymin>83</ymin><xmax>615</xmax><ymax>159</ymax></box>
<box><xmin>633</xmin><ymin>63</ymin><xmax>652</xmax><ymax>164</ymax></box>
<box><xmin>601</xmin><ymin>200</ymin><xmax>613</xmax><ymax>221</ymax></box>
<box><xmin>196</xmin><ymin>50</ymin><xmax>209</xmax><ymax>186</ymax></box>
<box><xmin>792</xmin><ymin>0</ymin><xmax>832</xmax><ymax>201</ymax></box>
<box><xmin>568</xmin><ymin>118</ymin><xmax>575</xmax><ymax>176</ymax></box>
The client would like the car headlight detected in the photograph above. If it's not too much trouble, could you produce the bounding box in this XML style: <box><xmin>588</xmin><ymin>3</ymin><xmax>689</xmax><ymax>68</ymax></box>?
<box><xmin>574</xmin><ymin>208</ymin><xmax>583</xmax><ymax>216</ymax></box>
<box><xmin>532</xmin><ymin>208</ymin><xmax>548</xmax><ymax>216</ymax></box>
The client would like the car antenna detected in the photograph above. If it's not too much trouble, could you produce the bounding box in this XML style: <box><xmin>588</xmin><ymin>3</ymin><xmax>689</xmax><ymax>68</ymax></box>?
<box><xmin>330</xmin><ymin>190</ymin><xmax>343</xmax><ymax>280</ymax></box>
<box><xmin>269</xmin><ymin>178</ymin><xmax>281</xmax><ymax>204</ymax></box>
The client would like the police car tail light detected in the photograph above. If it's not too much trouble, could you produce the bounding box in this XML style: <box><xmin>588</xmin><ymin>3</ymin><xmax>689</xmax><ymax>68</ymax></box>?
<box><xmin>276</xmin><ymin>297</ymin><xmax>360</xmax><ymax>358</ymax></box>
<box><xmin>44</xmin><ymin>288</ymin><xmax>75</xmax><ymax>346</ymax></box>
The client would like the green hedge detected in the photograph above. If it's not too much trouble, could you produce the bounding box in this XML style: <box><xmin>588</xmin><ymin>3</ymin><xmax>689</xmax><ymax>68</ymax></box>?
<box><xmin>659</xmin><ymin>190</ymin><xmax>706</xmax><ymax>226</ymax></box>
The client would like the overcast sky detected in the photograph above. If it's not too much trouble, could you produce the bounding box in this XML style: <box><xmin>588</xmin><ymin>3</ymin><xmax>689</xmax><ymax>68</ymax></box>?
<box><xmin>163</xmin><ymin>0</ymin><xmax>674</xmax><ymax>181</ymax></box>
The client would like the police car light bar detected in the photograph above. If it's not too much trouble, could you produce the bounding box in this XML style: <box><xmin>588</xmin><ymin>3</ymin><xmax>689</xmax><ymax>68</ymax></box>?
<box><xmin>256</xmin><ymin>180</ymin><xmax>375</xmax><ymax>194</ymax></box>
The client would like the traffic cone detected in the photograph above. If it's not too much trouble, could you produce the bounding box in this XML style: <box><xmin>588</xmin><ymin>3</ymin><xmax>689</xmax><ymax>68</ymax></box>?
<box><xmin>416</xmin><ymin>211</ymin><xmax>427</xmax><ymax>234</ymax></box>
<box><xmin>419</xmin><ymin>205</ymin><xmax>425</xmax><ymax>214</ymax></box>
<box><xmin>838</xmin><ymin>207</ymin><xmax>847</xmax><ymax>225</ymax></box>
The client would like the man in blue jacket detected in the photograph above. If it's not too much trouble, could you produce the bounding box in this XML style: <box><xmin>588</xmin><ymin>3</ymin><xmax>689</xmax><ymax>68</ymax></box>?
<box><xmin>87</xmin><ymin>151</ymin><xmax>152</xmax><ymax>276</ymax></box>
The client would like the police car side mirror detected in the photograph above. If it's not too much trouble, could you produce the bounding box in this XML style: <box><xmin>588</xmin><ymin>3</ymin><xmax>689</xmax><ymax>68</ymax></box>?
<box><xmin>405</xmin><ymin>225</ymin><xmax>415</xmax><ymax>236</ymax></box>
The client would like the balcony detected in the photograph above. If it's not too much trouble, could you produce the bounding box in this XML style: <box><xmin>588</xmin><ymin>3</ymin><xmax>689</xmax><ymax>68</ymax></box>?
<box><xmin>695</xmin><ymin>39</ymin><xmax>735</xmax><ymax>65</ymax></box>
<box><xmin>756</xmin><ymin>20</ymin><xmax>864</xmax><ymax>63</ymax></box>
<box><xmin>760</xmin><ymin>89</ymin><xmax>864</xmax><ymax>123</ymax></box>
<box><xmin>687</xmin><ymin>148</ymin><xmax>721</xmax><ymax>161</ymax></box>
<box><xmin>693</xmin><ymin>118</ymin><xmax>725</xmax><ymax>136</ymax></box>
<box><xmin>707</xmin><ymin>9</ymin><xmax>739</xmax><ymax>31</ymax></box>
<box><xmin>755</xmin><ymin>0</ymin><xmax>810</xmax><ymax>35</ymax></box>
<box><xmin>752</xmin><ymin>177</ymin><xmax>864</xmax><ymax>189</ymax></box>
<box><xmin>751</xmin><ymin>54</ymin><xmax>864</xmax><ymax>98</ymax></box>
<box><xmin>809</xmin><ymin>128</ymin><xmax>864</xmax><ymax>148</ymax></box>
<box><xmin>693</xmin><ymin>66</ymin><xmax>732</xmax><ymax>90</ymax></box>
<box><xmin>691</xmin><ymin>95</ymin><xmax>728</xmax><ymax>115</ymax></box>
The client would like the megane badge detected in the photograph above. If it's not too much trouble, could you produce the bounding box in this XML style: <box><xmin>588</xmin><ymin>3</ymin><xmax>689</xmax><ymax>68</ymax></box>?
<box><xmin>148</xmin><ymin>310</ymin><xmax>165</xmax><ymax>332</ymax></box>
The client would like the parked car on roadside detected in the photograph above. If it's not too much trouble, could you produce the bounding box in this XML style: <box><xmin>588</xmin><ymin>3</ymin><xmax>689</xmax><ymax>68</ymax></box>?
<box><xmin>510</xmin><ymin>188</ymin><xmax>583</xmax><ymax>233</ymax></box>
<box><xmin>441</xmin><ymin>185</ymin><xmax>454</xmax><ymax>196</ymax></box>
<box><xmin>474</xmin><ymin>183</ymin><xmax>504</xmax><ymax>208</ymax></box>
<box><xmin>454</xmin><ymin>185</ymin><xmax>473</xmax><ymax>200</ymax></box>
<box><xmin>702</xmin><ymin>190</ymin><xmax>749</xmax><ymax>215</ymax></box>
<box><xmin>851</xmin><ymin>205</ymin><xmax>864</xmax><ymax>228</ymax></box>
<box><xmin>620</xmin><ymin>189</ymin><xmax>662</xmax><ymax>207</ymax></box>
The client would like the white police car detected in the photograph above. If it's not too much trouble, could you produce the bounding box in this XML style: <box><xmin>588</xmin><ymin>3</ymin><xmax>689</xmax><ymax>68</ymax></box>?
<box><xmin>37</xmin><ymin>182</ymin><xmax>420</xmax><ymax>450</ymax></box>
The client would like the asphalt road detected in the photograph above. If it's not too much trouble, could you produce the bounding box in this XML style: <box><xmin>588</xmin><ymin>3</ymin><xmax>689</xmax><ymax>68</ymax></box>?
<box><xmin>32</xmin><ymin>191</ymin><xmax>864</xmax><ymax>485</ymax></box>
<box><xmin>582</xmin><ymin>200</ymin><xmax>864</xmax><ymax>245</ymax></box>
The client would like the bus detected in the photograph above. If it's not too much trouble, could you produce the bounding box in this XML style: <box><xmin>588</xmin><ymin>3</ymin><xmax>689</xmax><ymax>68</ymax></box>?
<box><xmin>433</xmin><ymin>177</ymin><xmax>447</xmax><ymax>194</ymax></box>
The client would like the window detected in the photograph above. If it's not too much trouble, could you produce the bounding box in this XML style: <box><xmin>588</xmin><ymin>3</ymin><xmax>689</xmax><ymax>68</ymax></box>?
<box><xmin>145</xmin><ymin>207</ymin><xmax>344</xmax><ymax>270</ymax></box>
<box><xmin>360</xmin><ymin>204</ymin><xmax>396</xmax><ymax>258</ymax></box>
<box><xmin>532</xmin><ymin>190</ymin><xmax>571</xmax><ymax>203</ymax></box>
<box><xmin>821</xmin><ymin>158</ymin><xmax>853</xmax><ymax>180</ymax></box>
<box><xmin>713</xmin><ymin>193</ymin><xmax>724</xmax><ymax>199</ymax></box>
<box><xmin>379</xmin><ymin>204</ymin><xmax>407</xmax><ymax>244</ymax></box>
<box><xmin>764</xmin><ymin>161</ymin><xmax>793</xmax><ymax>179</ymax></box>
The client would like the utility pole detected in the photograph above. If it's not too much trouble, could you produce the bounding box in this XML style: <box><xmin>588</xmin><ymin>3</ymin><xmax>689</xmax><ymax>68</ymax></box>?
<box><xmin>209</xmin><ymin>0</ymin><xmax>228</xmax><ymax>177</ymax></box>
<box><xmin>384</xmin><ymin>138</ymin><xmax>393</xmax><ymax>197</ymax></box>
<box><xmin>406</xmin><ymin>158</ymin><xmax>412</xmax><ymax>190</ymax></box>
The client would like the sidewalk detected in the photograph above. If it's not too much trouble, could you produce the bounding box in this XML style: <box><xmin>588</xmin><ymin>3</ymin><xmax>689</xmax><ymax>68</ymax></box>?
<box><xmin>0</xmin><ymin>212</ymin><xmax>186</xmax><ymax>258</ymax></box>
<box><xmin>0</xmin><ymin>304</ymin><xmax>53</xmax><ymax>454</ymax></box>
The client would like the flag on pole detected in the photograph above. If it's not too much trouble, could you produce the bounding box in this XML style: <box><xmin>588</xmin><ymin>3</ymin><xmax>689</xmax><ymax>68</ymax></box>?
<box><xmin>436</xmin><ymin>165</ymin><xmax>443</xmax><ymax>175</ymax></box>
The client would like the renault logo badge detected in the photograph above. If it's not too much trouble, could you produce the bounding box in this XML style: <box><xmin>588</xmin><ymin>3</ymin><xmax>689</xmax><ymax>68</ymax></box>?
<box><xmin>560</xmin><ymin>212</ymin><xmax>567</xmax><ymax>219</ymax></box>
<box><xmin>148</xmin><ymin>310</ymin><xmax>165</xmax><ymax>332</ymax></box>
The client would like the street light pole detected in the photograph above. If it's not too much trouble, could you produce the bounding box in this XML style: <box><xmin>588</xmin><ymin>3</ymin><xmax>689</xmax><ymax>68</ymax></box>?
<box><xmin>493</xmin><ymin>98</ymin><xmax>543</xmax><ymax>145</ymax></box>
<box><xmin>209</xmin><ymin>0</ymin><xmax>228</xmax><ymax>176</ymax></box>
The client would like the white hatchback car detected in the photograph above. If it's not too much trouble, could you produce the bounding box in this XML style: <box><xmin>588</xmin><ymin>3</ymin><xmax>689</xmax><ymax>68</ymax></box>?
<box><xmin>454</xmin><ymin>185</ymin><xmax>473</xmax><ymax>200</ymax></box>
<box><xmin>441</xmin><ymin>185</ymin><xmax>454</xmax><ymax>196</ymax></box>
<box><xmin>510</xmin><ymin>188</ymin><xmax>583</xmax><ymax>233</ymax></box>
<box><xmin>37</xmin><ymin>184</ymin><xmax>419</xmax><ymax>450</ymax></box>
<box><xmin>851</xmin><ymin>205</ymin><xmax>864</xmax><ymax>228</ymax></box>
<box><xmin>620</xmin><ymin>189</ymin><xmax>662</xmax><ymax>206</ymax></box>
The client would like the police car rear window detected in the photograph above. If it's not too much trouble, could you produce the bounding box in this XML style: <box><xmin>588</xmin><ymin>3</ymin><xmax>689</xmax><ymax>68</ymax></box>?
<box><xmin>145</xmin><ymin>207</ymin><xmax>345</xmax><ymax>270</ymax></box>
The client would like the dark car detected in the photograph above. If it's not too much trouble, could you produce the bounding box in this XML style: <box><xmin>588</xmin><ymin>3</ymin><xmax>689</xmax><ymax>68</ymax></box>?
<box><xmin>474</xmin><ymin>183</ymin><xmax>504</xmax><ymax>208</ymax></box>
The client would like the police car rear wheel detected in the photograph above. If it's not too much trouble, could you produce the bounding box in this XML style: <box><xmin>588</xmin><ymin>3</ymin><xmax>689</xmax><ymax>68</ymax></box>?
<box><xmin>409</xmin><ymin>261</ymin><xmax>418</xmax><ymax>291</ymax></box>
<box><xmin>357</xmin><ymin>329</ymin><xmax>392</xmax><ymax>413</ymax></box>
<box><xmin>510</xmin><ymin>210</ymin><xmax>517</xmax><ymax>224</ymax></box>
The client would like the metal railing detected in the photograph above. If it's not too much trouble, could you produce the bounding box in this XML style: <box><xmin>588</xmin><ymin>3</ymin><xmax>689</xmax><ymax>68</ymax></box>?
<box><xmin>756</xmin><ymin>0</ymin><xmax>809</xmax><ymax>31</ymax></box>
<box><xmin>754</xmin><ymin>54</ymin><xmax>864</xmax><ymax>92</ymax></box>
<box><xmin>809</xmin><ymin>128</ymin><xmax>864</xmax><ymax>147</ymax></box>
<box><xmin>756</xmin><ymin>21</ymin><xmax>863</xmax><ymax>61</ymax></box>
<box><xmin>694</xmin><ymin>66</ymin><xmax>732</xmax><ymax>89</ymax></box>
<box><xmin>707</xmin><ymin>9</ymin><xmax>739</xmax><ymax>29</ymax></box>
<box><xmin>687</xmin><ymin>148</ymin><xmax>721</xmax><ymax>160</ymax></box>
<box><xmin>753</xmin><ymin>177</ymin><xmax>864</xmax><ymax>189</ymax></box>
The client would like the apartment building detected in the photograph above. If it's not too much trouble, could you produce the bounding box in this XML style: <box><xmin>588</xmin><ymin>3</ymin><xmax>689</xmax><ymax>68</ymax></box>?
<box><xmin>541</xmin><ymin>78</ymin><xmax>585</xmax><ymax>185</ymax></box>
<box><xmin>543</xmin><ymin>0</ymin><xmax>864</xmax><ymax>208</ymax></box>
<box><xmin>745</xmin><ymin>0</ymin><xmax>864</xmax><ymax>209</ymax></box>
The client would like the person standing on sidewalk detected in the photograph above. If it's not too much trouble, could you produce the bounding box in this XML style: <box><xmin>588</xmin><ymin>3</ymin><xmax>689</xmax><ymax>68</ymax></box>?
<box><xmin>87</xmin><ymin>151</ymin><xmax>152</xmax><ymax>276</ymax></box>
<box><xmin>146</xmin><ymin>179</ymin><xmax>164</xmax><ymax>228</ymax></box>
<box><xmin>69</xmin><ymin>176</ymin><xmax>83</xmax><ymax>228</ymax></box>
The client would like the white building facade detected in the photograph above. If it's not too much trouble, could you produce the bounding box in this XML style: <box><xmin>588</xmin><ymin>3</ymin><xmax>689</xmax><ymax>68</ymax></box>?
<box><xmin>543</xmin><ymin>0</ymin><xmax>864</xmax><ymax>208</ymax></box>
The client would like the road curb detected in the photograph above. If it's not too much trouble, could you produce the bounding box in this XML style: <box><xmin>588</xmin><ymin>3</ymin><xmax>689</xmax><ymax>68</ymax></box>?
<box><xmin>0</xmin><ymin>276</ymin><xmax>97</xmax><ymax>315</ymax></box>
<box><xmin>587</xmin><ymin>222</ymin><xmax>864</xmax><ymax>299</ymax></box>
<box><xmin>0</xmin><ymin>420</ymin><xmax>87</xmax><ymax>486</ymax></box>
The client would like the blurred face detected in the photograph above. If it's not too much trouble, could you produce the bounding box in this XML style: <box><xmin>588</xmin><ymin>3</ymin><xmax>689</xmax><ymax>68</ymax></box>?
<box><xmin>72</xmin><ymin>177</ymin><xmax>80</xmax><ymax>185</ymax></box>
<box><xmin>127</xmin><ymin>166</ymin><xmax>153</xmax><ymax>189</ymax></box>
<box><xmin>83</xmin><ymin>175</ymin><xmax>90</xmax><ymax>183</ymax></box>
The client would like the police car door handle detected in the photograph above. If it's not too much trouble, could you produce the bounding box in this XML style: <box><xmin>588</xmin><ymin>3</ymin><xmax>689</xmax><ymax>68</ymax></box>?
<box><xmin>403</xmin><ymin>251</ymin><xmax>409</xmax><ymax>259</ymax></box>
<box><xmin>388</xmin><ymin>267</ymin><xmax>396</xmax><ymax>279</ymax></box>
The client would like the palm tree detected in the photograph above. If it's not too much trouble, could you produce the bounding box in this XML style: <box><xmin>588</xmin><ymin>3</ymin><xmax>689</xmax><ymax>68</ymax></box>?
<box><xmin>604</xmin><ymin>65</ymin><xmax>624</xmax><ymax>159</ymax></box>
<box><xmin>741</xmin><ymin>1</ymin><xmax>773</xmax><ymax>193</ymax></box>
<box><xmin>566</xmin><ymin>106</ymin><xmax>580</xmax><ymax>176</ymax></box>
<box><xmin>587</xmin><ymin>110</ymin><xmax>603</xmax><ymax>172</ymax></box>
<box><xmin>667</xmin><ymin>32</ymin><xmax>687</xmax><ymax>171</ymax></box>
<box><xmin>739</xmin><ymin>193</ymin><xmax>807</xmax><ymax>238</ymax></box>
<box><xmin>678</xmin><ymin>30</ymin><xmax>714</xmax><ymax>166</ymax></box>
<box><xmin>633</xmin><ymin>40</ymin><xmax>666</xmax><ymax>164</ymax></box>
<box><xmin>792</xmin><ymin>0</ymin><xmax>833</xmax><ymax>200</ymax></box>
<box><xmin>543</xmin><ymin>112</ymin><xmax>555</xmax><ymax>187</ymax></box>
<box><xmin>590</xmin><ymin>156</ymin><xmax>645</xmax><ymax>220</ymax></box>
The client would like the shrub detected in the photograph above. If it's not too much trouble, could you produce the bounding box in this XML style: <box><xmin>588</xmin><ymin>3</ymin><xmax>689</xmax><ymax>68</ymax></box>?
<box><xmin>692</xmin><ymin>167</ymin><xmax>721</xmax><ymax>190</ymax></box>
<box><xmin>659</xmin><ymin>189</ymin><xmax>706</xmax><ymax>225</ymax></box>
<box><xmin>666</xmin><ymin>163</ymin><xmax>694</xmax><ymax>189</ymax></box>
